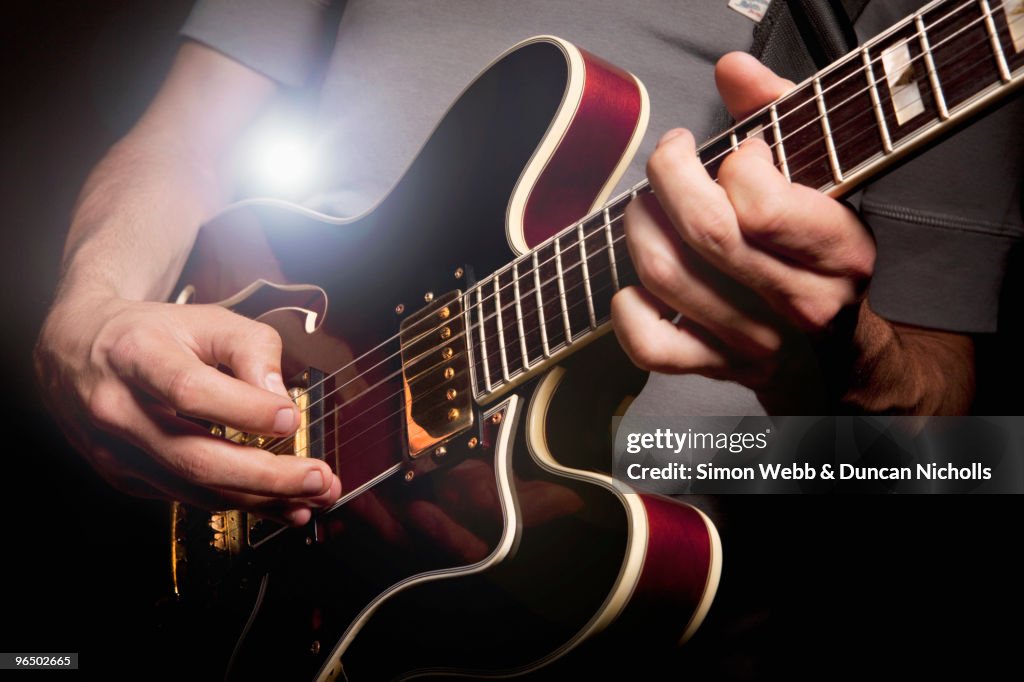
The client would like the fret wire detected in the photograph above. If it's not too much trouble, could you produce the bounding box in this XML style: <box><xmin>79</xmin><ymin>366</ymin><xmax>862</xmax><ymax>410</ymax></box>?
<box><xmin>512</xmin><ymin>262</ymin><xmax>531</xmax><ymax>369</ymax></box>
<box><xmin>474</xmin><ymin>286</ymin><xmax>493</xmax><ymax>392</ymax></box>
<box><xmin>532</xmin><ymin>251</ymin><xmax>551</xmax><ymax>358</ymax></box>
<box><xmin>603</xmin><ymin>207</ymin><xmax>621</xmax><ymax>291</ymax></box>
<box><xmin>729</xmin><ymin>130</ymin><xmax>740</xmax><ymax>152</ymax></box>
<box><xmin>492</xmin><ymin>275</ymin><xmax>510</xmax><ymax>382</ymax></box>
<box><xmin>283</xmin><ymin>0</ymin><xmax>1021</xmax><ymax>431</ymax></box>
<box><xmin>577</xmin><ymin>223</ymin><xmax>597</xmax><ymax>328</ymax></box>
<box><xmin>554</xmin><ymin>237</ymin><xmax>574</xmax><ymax>344</ymax></box>
<box><xmin>916</xmin><ymin>14</ymin><xmax>951</xmax><ymax>119</ymax></box>
<box><xmin>461</xmin><ymin>290</ymin><xmax>480</xmax><ymax>397</ymax></box>
<box><xmin>296</xmin><ymin>4</ymin><xmax>1022</xmax><ymax>412</ymax></box>
<box><xmin>980</xmin><ymin>0</ymin><xmax>1013</xmax><ymax>81</ymax></box>
<box><xmin>861</xmin><ymin>45</ymin><xmax>894</xmax><ymax>153</ymax></box>
<box><xmin>813</xmin><ymin>77</ymin><xmax>844</xmax><ymax>183</ymax></box>
<box><xmin>769</xmin><ymin>104</ymin><xmax>791</xmax><ymax>180</ymax></box>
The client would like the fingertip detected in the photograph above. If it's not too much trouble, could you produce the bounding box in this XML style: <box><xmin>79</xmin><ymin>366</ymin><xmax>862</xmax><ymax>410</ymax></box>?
<box><xmin>301</xmin><ymin>468</ymin><xmax>325</xmax><ymax>494</ymax></box>
<box><xmin>283</xmin><ymin>507</ymin><xmax>312</xmax><ymax>527</ymax></box>
<box><xmin>715</xmin><ymin>51</ymin><xmax>759</xmax><ymax>73</ymax></box>
<box><xmin>739</xmin><ymin>136</ymin><xmax>773</xmax><ymax>162</ymax></box>
<box><xmin>272</xmin><ymin>406</ymin><xmax>299</xmax><ymax>435</ymax></box>
<box><xmin>657</xmin><ymin>128</ymin><xmax>688</xmax><ymax>147</ymax></box>
<box><xmin>655</xmin><ymin>129</ymin><xmax>696</xmax><ymax>151</ymax></box>
<box><xmin>328</xmin><ymin>473</ymin><xmax>342</xmax><ymax>500</ymax></box>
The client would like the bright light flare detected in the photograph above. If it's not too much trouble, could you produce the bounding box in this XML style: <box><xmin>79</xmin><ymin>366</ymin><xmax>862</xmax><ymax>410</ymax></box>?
<box><xmin>241</xmin><ymin>128</ymin><xmax>319</xmax><ymax>198</ymax></box>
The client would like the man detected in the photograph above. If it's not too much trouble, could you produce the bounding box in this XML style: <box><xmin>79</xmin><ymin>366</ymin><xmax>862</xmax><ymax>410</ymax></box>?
<box><xmin>33</xmin><ymin>0</ymin><xmax>1021</xmax><ymax>521</ymax></box>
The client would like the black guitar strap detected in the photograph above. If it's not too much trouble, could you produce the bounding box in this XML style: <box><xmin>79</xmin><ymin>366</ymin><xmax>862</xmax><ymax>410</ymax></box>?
<box><xmin>751</xmin><ymin>0</ymin><xmax>869</xmax><ymax>80</ymax></box>
<box><xmin>711</xmin><ymin>0</ymin><xmax>868</xmax><ymax>133</ymax></box>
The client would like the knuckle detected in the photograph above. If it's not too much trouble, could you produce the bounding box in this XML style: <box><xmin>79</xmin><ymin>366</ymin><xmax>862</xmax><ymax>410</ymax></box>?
<box><xmin>107</xmin><ymin>329</ymin><xmax>145</xmax><ymax>372</ymax></box>
<box><xmin>86</xmin><ymin>384</ymin><xmax>123</xmax><ymax>431</ymax></box>
<box><xmin>793</xmin><ymin>296</ymin><xmax>842</xmax><ymax>332</ymax></box>
<box><xmin>173</xmin><ymin>450</ymin><xmax>213</xmax><ymax>486</ymax></box>
<box><xmin>623</xmin><ymin>334</ymin><xmax>664</xmax><ymax>372</ymax></box>
<box><xmin>250</xmin><ymin>321</ymin><xmax>283</xmax><ymax>350</ymax></box>
<box><xmin>739</xmin><ymin>192</ymin><xmax>788</xmax><ymax>241</ymax></box>
<box><xmin>165</xmin><ymin>366</ymin><xmax>200</xmax><ymax>414</ymax></box>
<box><xmin>635</xmin><ymin>249</ymin><xmax>680</xmax><ymax>297</ymax></box>
<box><xmin>687</xmin><ymin>202</ymin><xmax>736</xmax><ymax>253</ymax></box>
<box><xmin>845</xmin><ymin>244</ymin><xmax>876</xmax><ymax>281</ymax></box>
<box><xmin>647</xmin><ymin>133</ymin><xmax>692</xmax><ymax>180</ymax></box>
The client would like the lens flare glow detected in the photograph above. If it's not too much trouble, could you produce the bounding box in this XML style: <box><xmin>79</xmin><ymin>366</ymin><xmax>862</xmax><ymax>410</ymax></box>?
<box><xmin>243</xmin><ymin>129</ymin><xmax>318</xmax><ymax>197</ymax></box>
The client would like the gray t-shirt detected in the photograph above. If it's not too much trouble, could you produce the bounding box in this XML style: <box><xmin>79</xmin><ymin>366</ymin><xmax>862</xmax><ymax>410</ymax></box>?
<box><xmin>182</xmin><ymin>0</ymin><xmax>1024</xmax><ymax>415</ymax></box>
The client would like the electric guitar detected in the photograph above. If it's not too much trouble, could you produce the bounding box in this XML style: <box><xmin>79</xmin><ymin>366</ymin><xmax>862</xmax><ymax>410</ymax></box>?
<box><xmin>169</xmin><ymin>1</ymin><xmax>1024</xmax><ymax>679</ymax></box>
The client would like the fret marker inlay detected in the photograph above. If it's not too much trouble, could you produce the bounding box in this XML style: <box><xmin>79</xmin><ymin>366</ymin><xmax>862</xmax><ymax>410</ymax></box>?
<box><xmin>882</xmin><ymin>41</ymin><xmax>925</xmax><ymax>124</ymax></box>
<box><xmin>1008</xmin><ymin>0</ymin><xmax>1024</xmax><ymax>53</ymax></box>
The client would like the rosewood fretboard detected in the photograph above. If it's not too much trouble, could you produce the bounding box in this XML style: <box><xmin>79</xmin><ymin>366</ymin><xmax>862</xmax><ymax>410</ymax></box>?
<box><xmin>465</xmin><ymin>0</ymin><xmax>1024</xmax><ymax>403</ymax></box>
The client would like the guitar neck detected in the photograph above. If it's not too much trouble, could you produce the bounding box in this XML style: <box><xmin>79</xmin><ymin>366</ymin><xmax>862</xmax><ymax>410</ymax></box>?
<box><xmin>467</xmin><ymin>0</ymin><xmax>1024</xmax><ymax>404</ymax></box>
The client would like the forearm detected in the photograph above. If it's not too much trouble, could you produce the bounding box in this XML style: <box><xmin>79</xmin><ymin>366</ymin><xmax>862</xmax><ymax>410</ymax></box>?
<box><xmin>58</xmin><ymin>130</ymin><xmax>226</xmax><ymax>304</ymax></box>
<box><xmin>835</xmin><ymin>302</ymin><xmax>975</xmax><ymax>415</ymax></box>
<box><xmin>55</xmin><ymin>41</ymin><xmax>276</xmax><ymax>306</ymax></box>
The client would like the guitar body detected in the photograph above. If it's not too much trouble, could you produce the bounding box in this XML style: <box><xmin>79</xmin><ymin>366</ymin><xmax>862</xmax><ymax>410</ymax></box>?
<box><xmin>172</xmin><ymin>37</ymin><xmax>721</xmax><ymax>681</ymax></box>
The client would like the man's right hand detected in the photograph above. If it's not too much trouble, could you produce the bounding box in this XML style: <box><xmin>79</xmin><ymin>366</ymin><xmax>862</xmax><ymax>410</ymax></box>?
<box><xmin>35</xmin><ymin>293</ymin><xmax>342</xmax><ymax>526</ymax></box>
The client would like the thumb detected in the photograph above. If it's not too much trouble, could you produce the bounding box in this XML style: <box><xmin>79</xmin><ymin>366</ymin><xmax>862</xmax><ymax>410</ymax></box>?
<box><xmin>715</xmin><ymin>52</ymin><xmax>795</xmax><ymax>121</ymax></box>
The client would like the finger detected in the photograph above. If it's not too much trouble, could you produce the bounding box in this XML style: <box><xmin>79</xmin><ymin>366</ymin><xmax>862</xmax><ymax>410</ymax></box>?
<box><xmin>624</xmin><ymin>193</ymin><xmax>783</xmax><ymax>358</ymax></box>
<box><xmin>611</xmin><ymin>286</ymin><xmax>729</xmax><ymax>376</ymax></box>
<box><xmin>194</xmin><ymin>307</ymin><xmax>293</xmax><ymax>401</ymax></box>
<box><xmin>92</xmin><ymin>431</ymin><xmax>321</xmax><ymax>523</ymax></box>
<box><xmin>144</xmin><ymin>411</ymin><xmax>341</xmax><ymax>500</ymax></box>
<box><xmin>719</xmin><ymin>138</ymin><xmax>876</xmax><ymax>274</ymax></box>
<box><xmin>648</xmin><ymin>133</ymin><xmax>862</xmax><ymax>331</ymax></box>
<box><xmin>715</xmin><ymin>52</ymin><xmax>795</xmax><ymax>120</ymax></box>
<box><xmin>95</xmin><ymin>388</ymin><xmax>340</xmax><ymax>501</ymax></box>
<box><xmin>109</xmin><ymin>318</ymin><xmax>299</xmax><ymax>437</ymax></box>
<box><xmin>647</xmin><ymin>128</ymin><xmax>745</xmax><ymax>261</ymax></box>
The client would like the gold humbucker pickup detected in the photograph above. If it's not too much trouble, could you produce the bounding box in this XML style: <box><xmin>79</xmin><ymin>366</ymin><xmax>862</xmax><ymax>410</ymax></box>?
<box><xmin>399</xmin><ymin>290</ymin><xmax>473</xmax><ymax>457</ymax></box>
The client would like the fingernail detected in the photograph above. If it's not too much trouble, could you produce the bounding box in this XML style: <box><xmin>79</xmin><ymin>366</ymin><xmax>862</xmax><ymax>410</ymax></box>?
<box><xmin>273</xmin><ymin>407</ymin><xmax>296</xmax><ymax>434</ymax></box>
<box><xmin>658</xmin><ymin>128</ymin><xmax>686</xmax><ymax>146</ymax></box>
<box><xmin>302</xmin><ymin>469</ymin><xmax>325</xmax><ymax>494</ymax></box>
<box><xmin>265</xmin><ymin>372</ymin><xmax>288</xmax><ymax>397</ymax></box>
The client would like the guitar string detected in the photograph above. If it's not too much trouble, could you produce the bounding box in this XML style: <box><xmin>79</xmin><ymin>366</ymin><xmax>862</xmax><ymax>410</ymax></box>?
<box><xmin>259</xmin><ymin>25</ymin><xmax>1022</xmax><ymax>461</ymax></box>
<box><xmin>276</xmin><ymin>0</ymin><xmax>1015</xmax><ymax>418</ymax></box>
<box><xmin>766</xmin><ymin>30</ymin><xmax>1020</xmax><ymax>187</ymax></box>
<box><xmin>663</xmin><ymin>2</ymin><xmax>1020</xmax><ymax>199</ymax></box>
<box><xmin>261</xmin><ymin>223</ymin><xmax>640</xmax><ymax>458</ymax></box>
<box><xmin>262</xmin><ymin>241</ymin><xmax>631</xmax><ymax>457</ymax></box>
<box><xmin>233</xmin><ymin>11</ymin><xmax>1018</xmax><ymax>460</ymax></box>
<box><xmin>281</xmin><ymin>277</ymin><xmax>627</xmax><ymax>464</ymax></box>
<box><xmin>268</xmin><ymin>11</ymin><xmax>1019</xmax><ymax>442</ymax></box>
<box><xmin>271</xmin><ymin>23</ymin><xmax>959</xmax><ymax>463</ymax></box>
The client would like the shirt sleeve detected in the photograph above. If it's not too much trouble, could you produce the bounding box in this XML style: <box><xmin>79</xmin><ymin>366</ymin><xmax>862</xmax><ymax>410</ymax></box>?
<box><xmin>854</xmin><ymin>0</ymin><xmax>1024</xmax><ymax>334</ymax></box>
<box><xmin>861</xmin><ymin>97</ymin><xmax>1024</xmax><ymax>334</ymax></box>
<box><xmin>181</xmin><ymin>0</ymin><xmax>335</xmax><ymax>87</ymax></box>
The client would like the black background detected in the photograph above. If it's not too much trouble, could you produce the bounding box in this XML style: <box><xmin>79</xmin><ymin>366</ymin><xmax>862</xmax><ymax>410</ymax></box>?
<box><xmin>1</xmin><ymin>2</ymin><xmax>1020</xmax><ymax>679</ymax></box>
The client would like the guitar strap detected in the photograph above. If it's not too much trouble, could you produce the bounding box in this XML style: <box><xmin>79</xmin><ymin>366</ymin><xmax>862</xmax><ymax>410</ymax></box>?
<box><xmin>751</xmin><ymin>0</ymin><xmax>869</xmax><ymax>79</ymax></box>
<box><xmin>711</xmin><ymin>0</ymin><xmax>868</xmax><ymax>133</ymax></box>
